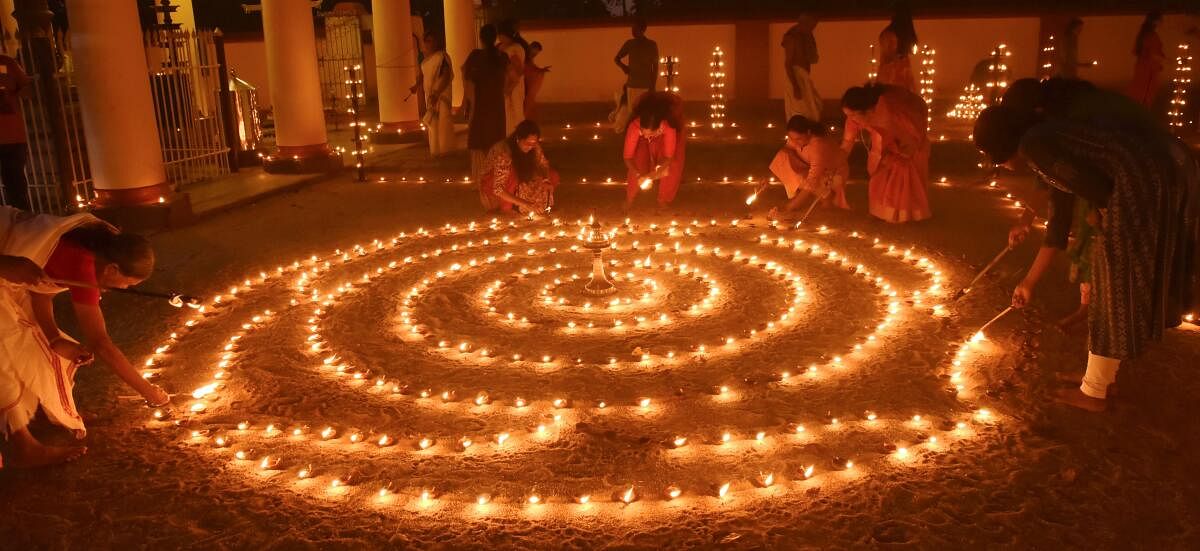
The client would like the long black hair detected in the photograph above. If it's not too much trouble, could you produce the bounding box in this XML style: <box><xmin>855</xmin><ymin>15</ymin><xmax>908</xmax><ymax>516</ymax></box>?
<box><xmin>841</xmin><ymin>82</ymin><xmax>888</xmax><ymax>112</ymax></box>
<box><xmin>973</xmin><ymin>104</ymin><xmax>1039</xmax><ymax>165</ymax></box>
<box><xmin>1134</xmin><ymin>12</ymin><xmax>1162</xmax><ymax>56</ymax></box>
<box><xmin>62</xmin><ymin>225</ymin><xmax>155</xmax><ymax>280</ymax></box>
<box><xmin>786</xmin><ymin>115</ymin><xmax>827</xmax><ymax>137</ymax></box>
<box><xmin>507</xmin><ymin>120</ymin><xmax>541</xmax><ymax>183</ymax></box>
<box><xmin>631</xmin><ymin>91</ymin><xmax>684</xmax><ymax>132</ymax></box>
<box><xmin>885</xmin><ymin>1</ymin><xmax>918</xmax><ymax>58</ymax></box>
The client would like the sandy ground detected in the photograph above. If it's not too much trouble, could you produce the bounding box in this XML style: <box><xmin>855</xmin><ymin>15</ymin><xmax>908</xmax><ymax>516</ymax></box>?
<box><xmin>1</xmin><ymin>105</ymin><xmax>1198</xmax><ymax>550</ymax></box>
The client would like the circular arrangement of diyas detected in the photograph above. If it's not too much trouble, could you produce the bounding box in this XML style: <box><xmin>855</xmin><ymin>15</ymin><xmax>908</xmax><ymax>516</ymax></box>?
<box><xmin>140</xmin><ymin>216</ymin><xmax>1007</xmax><ymax>516</ymax></box>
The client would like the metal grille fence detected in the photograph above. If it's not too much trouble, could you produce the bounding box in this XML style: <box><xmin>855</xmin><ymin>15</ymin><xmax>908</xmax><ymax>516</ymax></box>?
<box><xmin>316</xmin><ymin>13</ymin><xmax>364</xmax><ymax>128</ymax></box>
<box><xmin>144</xmin><ymin>28</ymin><xmax>231</xmax><ymax>189</ymax></box>
<box><xmin>11</xmin><ymin>39</ymin><xmax>93</xmax><ymax>214</ymax></box>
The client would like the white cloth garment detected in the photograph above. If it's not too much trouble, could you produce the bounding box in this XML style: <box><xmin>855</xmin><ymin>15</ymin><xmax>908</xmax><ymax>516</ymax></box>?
<box><xmin>784</xmin><ymin>65</ymin><xmax>823</xmax><ymax>121</ymax></box>
<box><xmin>1080</xmin><ymin>352</ymin><xmax>1121</xmax><ymax>399</ymax></box>
<box><xmin>420</xmin><ymin>50</ymin><xmax>456</xmax><ymax>156</ymax></box>
<box><xmin>0</xmin><ymin>206</ymin><xmax>106</xmax><ymax>437</ymax></box>
<box><xmin>611</xmin><ymin>87</ymin><xmax>649</xmax><ymax>133</ymax></box>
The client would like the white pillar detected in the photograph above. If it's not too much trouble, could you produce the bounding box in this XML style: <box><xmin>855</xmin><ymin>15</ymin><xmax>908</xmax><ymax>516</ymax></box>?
<box><xmin>373</xmin><ymin>0</ymin><xmax>420</xmax><ymax>137</ymax></box>
<box><xmin>443</xmin><ymin>0</ymin><xmax>475</xmax><ymax>108</ymax></box>
<box><xmin>260</xmin><ymin>0</ymin><xmax>338</xmax><ymax>173</ymax></box>
<box><xmin>67</xmin><ymin>0</ymin><xmax>169</xmax><ymax>207</ymax></box>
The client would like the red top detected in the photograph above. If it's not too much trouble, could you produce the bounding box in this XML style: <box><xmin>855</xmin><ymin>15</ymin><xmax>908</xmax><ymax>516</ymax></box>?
<box><xmin>623</xmin><ymin>120</ymin><xmax>677</xmax><ymax>160</ymax></box>
<box><xmin>0</xmin><ymin>55</ymin><xmax>29</xmax><ymax>145</ymax></box>
<box><xmin>44</xmin><ymin>240</ymin><xmax>101</xmax><ymax>305</ymax></box>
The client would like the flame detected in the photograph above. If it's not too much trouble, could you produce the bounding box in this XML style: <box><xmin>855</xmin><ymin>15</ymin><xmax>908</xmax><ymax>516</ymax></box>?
<box><xmin>639</xmin><ymin>178</ymin><xmax>653</xmax><ymax>190</ymax></box>
<box><xmin>745</xmin><ymin>193</ymin><xmax>758</xmax><ymax>205</ymax></box>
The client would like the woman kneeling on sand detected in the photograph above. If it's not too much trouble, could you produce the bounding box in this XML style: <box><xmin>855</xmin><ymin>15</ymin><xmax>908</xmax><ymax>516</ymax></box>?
<box><xmin>767</xmin><ymin>115</ymin><xmax>850</xmax><ymax>221</ymax></box>
<box><xmin>1</xmin><ymin>206</ymin><xmax>169</xmax><ymax>467</ymax></box>
<box><xmin>479</xmin><ymin>120</ymin><xmax>559</xmax><ymax>217</ymax></box>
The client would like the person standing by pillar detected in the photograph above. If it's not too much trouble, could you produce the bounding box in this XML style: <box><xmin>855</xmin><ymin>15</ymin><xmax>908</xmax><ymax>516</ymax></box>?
<box><xmin>462</xmin><ymin>24</ymin><xmax>509</xmax><ymax>187</ymax></box>
<box><xmin>0</xmin><ymin>53</ymin><xmax>30</xmax><ymax>211</ymax></box>
<box><xmin>611</xmin><ymin>19</ymin><xmax>658</xmax><ymax>132</ymax></box>
<box><xmin>418</xmin><ymin>31</ymin><xmax>454</xmax><ymax>157</ymax></box>
<box><xmin>782</xmin><ymin>15</ymin><xmax>822</xmax><ymax>122</ymax></box>
<box><xmin>496</xmin><ymin>20</ymin><xmax>525</xmax><ymax>136</ymax></box>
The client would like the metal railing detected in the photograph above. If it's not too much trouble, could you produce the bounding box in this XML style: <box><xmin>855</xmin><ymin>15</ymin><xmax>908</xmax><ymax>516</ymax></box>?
<box><xmin>144</xmin><ymin>27</ymin><xmax>231</xmax><ymax>190</ymax></box>
<box><xmin>316</xmin><ymin>13</ymin><xmax>364</xmax><ymax>128</ymax></box>
<box><xmin>4</xmin><ymin>26</ymin><xmax>234</xmax><ymax>213</ymax></box>
<box><xmin>10</xmin><ymin>39</ymin><xmax>93</xmax><ymax>214</ymax></box>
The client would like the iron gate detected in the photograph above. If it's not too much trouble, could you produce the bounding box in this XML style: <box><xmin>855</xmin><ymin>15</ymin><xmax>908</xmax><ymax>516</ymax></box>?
<box><xmin>316</xmin><ymin>13</ymin><xmax>364</xmax><ymax>128</ymax></box>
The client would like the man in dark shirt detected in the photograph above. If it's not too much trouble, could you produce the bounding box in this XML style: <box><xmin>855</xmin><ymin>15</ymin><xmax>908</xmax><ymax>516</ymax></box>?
<box><xmin>611</xmin><ymin>19</ymin><xmax>658</xmax><ymax>131</ymax></box>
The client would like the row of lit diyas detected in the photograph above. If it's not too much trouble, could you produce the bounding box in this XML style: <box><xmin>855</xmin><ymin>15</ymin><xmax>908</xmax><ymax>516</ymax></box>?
<box><xmin>139</xmin><ymin>216</ymin><xmax>1006</xmax><ymax>512</ymax></box>
<box><xmin>199</xmin><ymin>406</ymin><xmax>992</xmax><ymax>511</ymax></box>
<box><xmin>307</xmin><ymin>219</ymin><xmax>935</xmax><ymax>371</ymax></box>
<box><xmin>492</xmin><ymin>260</ymin><xmax>707</xmax><ymax>328</ymax></box>
<box><xmin>919</xmin><ymin>45</ymin><xmax>936</xmax><ymax>131</ymax></box>
<box><xmin>947</xmin><ymin>43</ymin><xmax>1011</xmax><ymax>121</ymax></box>
<box><xmin>709</xmin><ymin>46</ymin><xmax>727</xmax><ymax>129</ymax></box>
<box><xmin>293</xmin><ymin>222</ymin><xmax>948</xmax><ymax>422</ymax></box>
<box><xmin>157</xmin><ymin>218</ymin><xmax>951</xmax><ymax>412</ymax></box>
<box><xmin>383</xmin><ymin>248</ymin><xmax>803</xmax><ymax>367</ymax></box>
<box><xmin>1167</xmin><ymin>43</ymin><xmax>1194</xmax><ymax>131</ymax></box>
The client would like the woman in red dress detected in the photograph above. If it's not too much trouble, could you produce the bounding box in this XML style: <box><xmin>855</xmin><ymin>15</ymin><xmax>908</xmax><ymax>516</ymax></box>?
<box><xmin>841</xmin><ymin>83</ymin><xmax>931</xmax><ymax>223</ymax></box>
<box><xmin>1</xmin><ymin>208</ymin><xmax>168</xmax><ymax>467</ymax></box>
<box><xmin>1127</xmin><ymin>12</ymin><xmax>1166</xmax><ymax>107</ymax></box>
<box><xmin>623</xmin><ymin>91</ymin><xmax>686</xmax><ymax>211</ymax></box>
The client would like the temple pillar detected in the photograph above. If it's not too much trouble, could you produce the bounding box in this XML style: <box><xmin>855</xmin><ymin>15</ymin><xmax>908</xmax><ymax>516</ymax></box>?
<box><xmin>67</xmin><ymin>0</ymin><xmax>173</xmax><ymax>210</ymax></box>
<box><xmin>260</xmin><ymin>0</ymin><xmax>340</xmax><ymax>173</ymax></box>
<box><xmin>372</xmin><ymin>0</ymin><xmax>423</xmax><ymax>143</ymax></box>
<box><xmin>443</xmin><ymin>0</ymin><xmax>475</xmax><ymax>108</ymax></box>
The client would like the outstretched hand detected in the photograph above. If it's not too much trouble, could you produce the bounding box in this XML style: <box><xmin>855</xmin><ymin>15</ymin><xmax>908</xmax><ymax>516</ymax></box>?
<box><xmin>1011</xmin><ymin>282</ymin><xmax>1033</xmax><ymax>309</ymax></box>
<box><xmin>51</xmin><ymin>338</ymin><xmax>93</xmax><ymax>365</ymax></box>
<box><xmin>144</xmin><ymin>384</ymin><xmax>171</xmax><ymax>407</ymax></box>
<box><xmin>1008</xmin><ymin>224</ymin><xmax>1031</xmax><ymax>247</ymax></box>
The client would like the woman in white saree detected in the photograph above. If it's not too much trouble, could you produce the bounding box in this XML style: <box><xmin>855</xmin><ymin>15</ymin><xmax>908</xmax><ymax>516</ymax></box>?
<box><xmin>0</xmin><ymin>207</ymin><xmax>168</xmax><ymax>468</ymax></box>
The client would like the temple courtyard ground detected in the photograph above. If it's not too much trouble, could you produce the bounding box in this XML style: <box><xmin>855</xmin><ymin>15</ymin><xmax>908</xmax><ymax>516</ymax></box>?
<box><xmin>1</xmin><ymin>105</ymin><xmax>1198</xmax><ymax>549</ymax></box>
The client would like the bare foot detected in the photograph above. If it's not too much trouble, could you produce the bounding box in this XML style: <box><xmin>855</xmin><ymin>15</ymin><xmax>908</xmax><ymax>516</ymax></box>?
<box><xmin>1054</xmin><ymin>387</ymin><xmax>1107</xmax><ymax>412</ymax></box>
<box><xmin>8</xmin><ymin>441</ymin><xmax>87</xmax><ymax>468</ymax></box>
<box><xmin>1053</xmin><ymin>372</ymin><xmax>1118</xmax><ymax>397</ymax></box>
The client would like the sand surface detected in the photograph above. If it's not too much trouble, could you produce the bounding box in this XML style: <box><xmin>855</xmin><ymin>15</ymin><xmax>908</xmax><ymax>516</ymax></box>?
<box><xmin>1</xmin><ymin>110</ymin><xmax>1198</xmax><ymax>549</ymax></box>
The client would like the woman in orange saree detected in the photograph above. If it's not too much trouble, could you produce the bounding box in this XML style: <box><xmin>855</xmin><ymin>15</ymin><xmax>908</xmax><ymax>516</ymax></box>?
<box><xmin>841</xmin><ymin>83</ymin><xmax>931</xmax><ymax>223</ymax></box>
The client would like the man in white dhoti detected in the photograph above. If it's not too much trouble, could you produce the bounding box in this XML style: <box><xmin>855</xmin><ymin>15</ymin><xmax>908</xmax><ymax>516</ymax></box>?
<box><xmin>1</xmin><ymin>207</ymin><xmax>168</xmax><ymax>468</ymax></box>
<box><xmin>418</xmin><ymin>31</ymin><xmax>455</xmax><ymax>157</ymax></box>
<box><xmin>782</xmin><ymin>15</ymin><xmax>823</xmax><ymax>122</ymax></box>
